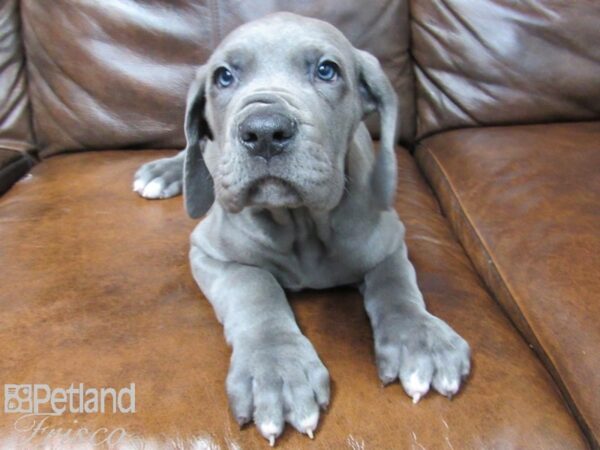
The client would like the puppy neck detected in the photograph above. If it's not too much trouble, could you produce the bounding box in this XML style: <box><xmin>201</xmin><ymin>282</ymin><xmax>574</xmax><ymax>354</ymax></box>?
<box><xmin>251</xmin><ymin>206</ymin><xmax>333</xmax><ymax>245</ymax></box>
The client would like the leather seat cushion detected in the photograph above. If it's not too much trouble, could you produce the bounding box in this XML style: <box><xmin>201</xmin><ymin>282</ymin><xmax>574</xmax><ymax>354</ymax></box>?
<box><xmin>417</xmin><ymin>122</ymin><xmax>600</xmax><ymax>445</ymax></box>
<box><xmin>0</xmin><ymin>148</ymin><xmax>586</xmax><ymax>448</ymax></box>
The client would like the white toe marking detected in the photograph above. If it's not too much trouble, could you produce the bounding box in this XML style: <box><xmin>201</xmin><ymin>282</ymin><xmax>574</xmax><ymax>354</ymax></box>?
<box><xmin>440</xmin><ymin>376</ymin><xmax>460</xmax><ymax>394</ymax></box>
<box><xmin>300</xmin><ymin>412</ymin><xmax>319</xmax><ymax>437</ymax></box>
<box><xmin>260</xmin><ymin>421</ymin><xmax>281</xmax><ymax>446</ymax></box>
<box><xmin>259</xmin><ymin>419</ymin><xmax>286</xmax><ymax>446</ymax></box>
<box><xmin>300</xmin><ymin>412</ymin><xmax>319</xmax><ymax>430</ymax></box>
<box><xmin>142</xmin><ymin>179</ymin><xmax>164</xmax><ymax>198</ymax></box>
<box><xmin>133</xmin><ymin>179</ymin><xmax>145</xmax><ymax>193</ymax></box>
<box><xmin>404</xmin><ymin>371</ymin><xmax>430</xmax><ymax>403</ymax></box>
<box><xmin>260</xmin><ymin>421</ymin><xmax>280</xmax><ymax>436</ymax></box>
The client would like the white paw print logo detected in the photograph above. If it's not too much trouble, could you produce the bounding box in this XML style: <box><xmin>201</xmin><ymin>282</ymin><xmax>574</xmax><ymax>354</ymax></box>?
<box><xmin>4</xmin><ymin>384</ymin><xmax>33</xmax><ymax>413</ymax></box>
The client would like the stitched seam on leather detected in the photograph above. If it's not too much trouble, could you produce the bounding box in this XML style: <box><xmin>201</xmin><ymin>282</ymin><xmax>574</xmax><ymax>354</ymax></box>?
<box><xmin>422</xmin><ymin>146</ymin><xmax>549</xmax><ymax>350</ymax></box>
<box><xmin>15</xmin><ymin>0</ymin><xmax>40</xmax><ymax>159</ymax></box>
<box><xmin>419</xmin><ymin>144</ymin><xmax>593</xmax><ymax>445</ymax></box>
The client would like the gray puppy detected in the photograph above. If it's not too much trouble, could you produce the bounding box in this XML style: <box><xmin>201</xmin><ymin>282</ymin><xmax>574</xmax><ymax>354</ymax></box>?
<box><xmin>133</xmin><ymin>13</ymin><xmax>470</xmax><ymax>445</ymax></box>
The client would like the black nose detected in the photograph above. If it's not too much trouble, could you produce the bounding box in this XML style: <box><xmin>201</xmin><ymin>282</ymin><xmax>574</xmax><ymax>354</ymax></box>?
<box><xmin>239</xmin><ymin>112</ymin><xmax>296</xmax><ymax>161</ymax></box>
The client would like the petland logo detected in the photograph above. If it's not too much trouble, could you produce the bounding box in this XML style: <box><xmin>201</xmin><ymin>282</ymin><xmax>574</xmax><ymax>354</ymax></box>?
<box><xmin>4</xmin><ymin>383</ymin><xmax>135</xmax><ymax>415</ymax></box>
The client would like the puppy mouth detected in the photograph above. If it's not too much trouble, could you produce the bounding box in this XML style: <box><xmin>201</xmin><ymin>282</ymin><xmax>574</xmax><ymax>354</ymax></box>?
<box><xmin>246</xmin><ymin>176</ymin><xmax>302</xmax><ymax>208</ymax></box>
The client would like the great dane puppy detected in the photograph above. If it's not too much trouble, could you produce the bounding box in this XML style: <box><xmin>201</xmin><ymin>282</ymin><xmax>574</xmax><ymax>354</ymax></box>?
<box><xmin>133</xmin><ymin>13</ymin><xmax>470</xmax><ymax>445</ymax></box>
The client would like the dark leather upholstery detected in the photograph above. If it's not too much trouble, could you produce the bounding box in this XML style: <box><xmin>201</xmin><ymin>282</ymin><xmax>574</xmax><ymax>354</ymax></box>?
<box><xmin>411</xmin><ymin>0</ymin><xmax>600</xmax><ymax>139</ymax></box>
<box><xmin>0</xmin><ymin>149</ymin><xmax>587</xmax><ymax>448</ymax></box>
<box><xmin>1</xmin><ymin>1</ymin><xmax>598</xmax><ymax>447</ymax></box>
<box><xmin>20</xmin><ymin>0</ymin><xmax>413</xmax><ymax>157</ymax></box>
<box><xmin>0</xmin><ymin>0</ymin><xmax>36</xmax><ymax>195</ymax></box>
<box><xmin>0</xmin><ymin>0</ymin><xmax>35</xmax><ymax>154</ymax></box>
<box><xmin>0</xmin><ymin>149</ymin><xmax>34</xmax><ymax>195</ymax></box>
<box><xmin>417</xmin><ymin>122</ymin><xmax>600</xmax><ymax>445</ymax></box>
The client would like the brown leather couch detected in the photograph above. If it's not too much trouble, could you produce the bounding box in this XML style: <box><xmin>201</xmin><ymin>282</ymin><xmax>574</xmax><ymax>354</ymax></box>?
<box><xmin>1</xmin><ymin>1</ymin><xmax>598</xmax><ymax>448</ymax></box>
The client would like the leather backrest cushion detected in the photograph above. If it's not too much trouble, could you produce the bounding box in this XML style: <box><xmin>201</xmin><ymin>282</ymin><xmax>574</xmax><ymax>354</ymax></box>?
<box><xmin>21</xmin><ymin>0</ymin><xmax>412</xmax><ymax>157</ymax></box>
<box><xmin>0</xmin><ymin>0</ymin><xmax>35</xmax><ymax>154</ymax></box>
<box><xmin>411</xmin><ymin>0</ymin><xmax>600</xmax><ymax>139</ymax></box>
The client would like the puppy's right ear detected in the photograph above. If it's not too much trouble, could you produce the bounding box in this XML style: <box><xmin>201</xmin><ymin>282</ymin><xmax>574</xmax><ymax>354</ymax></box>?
<box><xmin>183</xmin><ymin>65</ymin><xmax>215</xmax><ymax>219</ymax></box>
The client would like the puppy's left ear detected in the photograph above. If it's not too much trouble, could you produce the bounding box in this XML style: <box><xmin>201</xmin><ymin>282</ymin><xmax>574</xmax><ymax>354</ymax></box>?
<box><xmin>354</xmin><ymin>49</ymin><xmax>398</xmax><ymax>210</ymax></box>
<box><xmin>183</xmin><ymin>65</ymin><xmax>215</xmax><ymax>219</ymax></box>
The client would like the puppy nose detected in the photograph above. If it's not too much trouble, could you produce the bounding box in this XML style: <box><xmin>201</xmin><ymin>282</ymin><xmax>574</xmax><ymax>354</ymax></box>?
<box><xmin>239</xmin><ymin>112</ymin><xmax>296</xmax><ymax>161</ymax></box>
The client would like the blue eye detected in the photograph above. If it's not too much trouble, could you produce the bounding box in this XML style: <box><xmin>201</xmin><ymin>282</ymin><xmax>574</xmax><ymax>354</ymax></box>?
<box><xmin>316</xmin><ymin>61</ymin><xmax>339</xmax><ymax>81</ymax></box>
<box><xmin>214</xmin><ymin>67</ymin><xmax>234</xmax><ymax>88</ymax></box>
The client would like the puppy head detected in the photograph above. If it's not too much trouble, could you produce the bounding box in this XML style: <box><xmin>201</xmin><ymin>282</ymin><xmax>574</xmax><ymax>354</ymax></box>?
<box><xmin>184</xmin><ymin>13</ymin><xmax>397</xmax><ymax>217</ymax></box>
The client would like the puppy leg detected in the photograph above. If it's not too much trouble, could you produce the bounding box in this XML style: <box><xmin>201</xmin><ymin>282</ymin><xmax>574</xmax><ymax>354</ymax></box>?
<box><xmin>133</xmin><ymin>150</ymin><xmax>184</xmax><ymax>199</ymax></box>
<box><xmin>190</xmin><ymin>246</ymin><xmax>329</xmax><ymax>445</ymax></box>
<box><xmin>362</xmin><ymin>238</ymin><xmax>471</xmax><ymax>403</ymax></box>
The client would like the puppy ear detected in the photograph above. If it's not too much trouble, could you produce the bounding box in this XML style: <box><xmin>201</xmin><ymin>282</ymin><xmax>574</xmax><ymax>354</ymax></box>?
<box><xmin>354</xmin><ymin>49</ymin><xmax>398</xmax><ymax>210</ymax></box>
<box><xmin>183</xmin><ymin>65</ymin><xmax>215</xmax><ymax>218</ymax></box>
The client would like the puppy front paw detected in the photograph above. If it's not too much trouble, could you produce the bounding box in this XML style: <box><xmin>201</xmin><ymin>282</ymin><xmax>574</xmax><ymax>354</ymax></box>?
<box><xmin>374</xmin><ymin>312</ymin><xmax>470</xmax><ymax>403</ymax></box>
<box><xmin>133</xmin><ymin>156</ymin><xmax>183</xmax><ymax>199</ymax></box>
<box><xmin>227</xmin><ymin>332</ymin><xmax>330</xmax><ymax>445</ymax></box>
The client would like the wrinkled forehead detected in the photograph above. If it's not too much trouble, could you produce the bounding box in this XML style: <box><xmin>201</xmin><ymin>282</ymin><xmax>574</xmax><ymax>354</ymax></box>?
<box><xmin>209</xmin><ymin>14</ymin><xmax>355</xmax><ymax>71</ymax></box>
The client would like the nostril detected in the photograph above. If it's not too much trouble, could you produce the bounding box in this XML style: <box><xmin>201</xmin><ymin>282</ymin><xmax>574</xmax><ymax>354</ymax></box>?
<box><xmin>272</xmin><ymin>130</ymin><xmax>287</xmax><ymax>142</ymax></box>
<box><xmin>273</xmin><ymin>123</ymin><xmax>296</xmax><ymax>143</ymax></box>
<box><xmin>242</xmin><ymin>131</ymin><xmax>258</xmax><ymax>143</ymax></box>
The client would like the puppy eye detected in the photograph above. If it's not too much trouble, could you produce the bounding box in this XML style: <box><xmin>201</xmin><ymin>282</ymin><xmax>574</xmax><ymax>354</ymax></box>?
<box><xmin>214</xmin><ymin>67</ymin><xmax>235</xmax><ymax>88</ymax></box>
<box><xmin>316</xmin><ymin>61</ymin><xmax>339</xmax><ymax>82</ymax></box>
